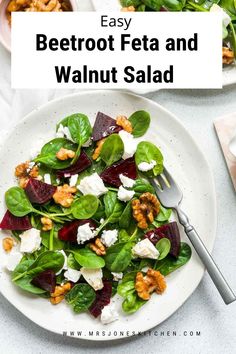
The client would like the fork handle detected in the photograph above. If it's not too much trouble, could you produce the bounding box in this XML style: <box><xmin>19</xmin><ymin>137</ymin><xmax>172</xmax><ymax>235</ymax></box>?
<box><xmin>176</xmin><ymin>207</ymin><xmax>236</xmax><ymax>305</ymax></box>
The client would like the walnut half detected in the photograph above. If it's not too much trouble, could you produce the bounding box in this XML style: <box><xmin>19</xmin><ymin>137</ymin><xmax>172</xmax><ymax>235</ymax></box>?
<box><xmin>132</xmin><ymin>192</ymin><xmax>160</xmax><ymax>229</ymax></box>
<box><xmin>135</xmin><ymin>269</ymin><xmax>167</xmax><ymax>300</ymax></box>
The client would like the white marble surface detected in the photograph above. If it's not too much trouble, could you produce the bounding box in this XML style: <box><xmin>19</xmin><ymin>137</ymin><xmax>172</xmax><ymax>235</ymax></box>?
<box><xmin>0</xmin><ymin>1</ymin><xmax>236</xmax><ymax>353</ymax></box>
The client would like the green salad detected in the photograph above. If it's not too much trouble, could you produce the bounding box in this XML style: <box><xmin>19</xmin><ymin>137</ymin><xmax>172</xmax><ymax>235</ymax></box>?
<box><xmin>121</xmin><ymin>0</ymin><xmax>236</xmax><ymax>65</ymax></box>
<box><xmin>0</xmin><ymin>111</ymin><xmax>191</xmax><ymax>324</ymax></box>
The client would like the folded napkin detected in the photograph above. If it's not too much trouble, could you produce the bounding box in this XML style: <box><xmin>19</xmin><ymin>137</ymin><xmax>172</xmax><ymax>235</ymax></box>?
<box><xmin>214</xmin><ymin>113</ymin><xmax>236</xmax><ymax>191</ymax></box>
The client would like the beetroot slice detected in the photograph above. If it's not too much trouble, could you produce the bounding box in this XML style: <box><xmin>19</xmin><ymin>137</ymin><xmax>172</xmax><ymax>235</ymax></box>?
<box><xmin>56</xmin><ymin>150</ymin><xmax>91</xmax><ymax>178</ymax></box>
<box><xmin>145</xmin><ymin>221</ymin><xmax>181</xmax><ymax>258</ymax></box>
<box><xmin>89</xmin><ymin>281</ymin><xmax>112</xmax><ymax>318</ymax></box>
<box><xmin>0</xmin><ymin>210</ymin><xmax>32</xmax><ymax>231</ymax></box>
<box><xmin>92</xmin><ymin>112</ymin><xmax>122</xmax><ymax>142</ymax></box>
<box><xmin>25</xmin><ymin>178</ymin><xmax>57</xmax><ymax>204</ymax></box>
<box><xmin>31</xmin><ymin>269</ymin><xmax>56</xmax><ymax>293</ymax></box>
<box><xmin>58</xmin><ymin>219</ymin><xmax>97</xmax><ymax>243</ymax></box>
<box><xmin>100</xmin><ymin>157</ymin><xmax>137</xmax><ymax>187</ymax></box>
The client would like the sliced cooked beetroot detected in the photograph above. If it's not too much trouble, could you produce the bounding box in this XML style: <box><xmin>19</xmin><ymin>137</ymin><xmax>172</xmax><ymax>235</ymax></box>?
<box><xmin>145</xmin><ymin>221</ymin><xmax>181</xmax><ymax>258</ymax></box>
<box><xmin>0</xmin><ymin>210</ymin><xmax>32</xmax><ymax>231</ymax></box>
<box><xmin>25</xmin><ymin>178</ymin><xmax>57</xmax><ymax>204</ymax></box>
<box><xmin>92</xmin><ymin>112</ymin><xmax>122</xmax><ymax>142</ymax></box>
<box><xmin>58</xmin><ymin>219</ymin><xmax>97</xmax><ymax>243</ymax></box>
<box><xmin>100</xmin><ymin>157</ymin><xmax>137</xmax><ymax>187</ymax></box>
<box><xmin>56</xmin><ymin>150</ymin><xmax>91</xmax><ymax>178</ymax></box>
<box><xmin>31</xmin><ymin>269</ymin><xmax>56</xmax><ymax>293</ymax></box>
<box><xmin>89</xmin><ymin>281</ymin><xmax>112</xmax><ymax>318</ymax></box>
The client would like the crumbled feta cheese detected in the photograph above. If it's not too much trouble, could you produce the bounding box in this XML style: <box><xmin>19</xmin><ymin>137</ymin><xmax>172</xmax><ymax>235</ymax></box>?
<box><xmin>210</xmin><ymin>4</ymin><xmax>231</xmax><ymax>27</ymax></box>
<box><xmin>44</xmin><ymin>173</ymin><xmax>51</xmax><ymax>185</ymax></box>
<box><xmin>80</xmin><ymin>268</ymin><xmax>103</xmax><ymax>291</ymax></box>
<box><xmin>56</xmin><ymin>124</ymin><xmax>73</xmax><ymax>141</ymax></box>
<box><xmin>78</xmin><ymin>173</ymin><xmax>108</xmax><ymax>197</ymax></box>
<box><xmin>111</xmin><ymin>272</ymin><xmax>123</xmax><ymax>281</ymax></box>
<box><xmin>132</xmin><ymin>239</ymin><xmax>159</xmax><ymax>259</ymax></box>
<box><xmin>82</xmin><ymin>138</ymin><xmax>92</xmax><ymax>147</ymax></box>
<box><xmin>64</xmin><ymin>268</ymin><xmax>81</xmax><ymax>283</ymax></box>
<box><xmin>119</xmin><ymin>174</ymin><xmax>135</xmax><ymax>188</ymax></box>
<box><xmin>118</xmin><ymin>130</ymin><xmax>139</xmax><ymax>160</ymax></box>
<box><xmin>5</xmin><ymin>251</ymin><xmax>23</xmax><ymax>271</ymax></box>
<box><xmin>138</xmin><ymin>160</ymin><xmax>156</xmax><ymax>172</ymax></box>
<box><xmin>101</xmin><ymin>230</ymin><xmax>118</xmax><ymax>247</ymax></box>
<box><xmin>77</xmin><ymin>223</ymin><xmax>96</xmax><ymax>244</ymax></box>
<box><xmin>56</xmin><ymin>250</ymin><xmax>68</xmax><ymax>275</ymax></box>
<box><xmin>100</xmin><ymin>218</ymin><xmax>105</xmax><ymax>224</ymax></box>
<box><xmin>117</xmin><ymin>186</ymin><xmax>135</xmax><ymax>202</ymax></box>
<box><xmin>101</xmin><ymin>303</ymin><xmax>119</xmax><ymax>325</ymax></box>
<box><xmin>69</xmin><ymin>174</ymin><xmax>78</xmax><ymax>187</ymax></box>
<box><xmin>20</xmin><ymin>229</ymin><xmax>41</xmax><ymax>253</ymax></box>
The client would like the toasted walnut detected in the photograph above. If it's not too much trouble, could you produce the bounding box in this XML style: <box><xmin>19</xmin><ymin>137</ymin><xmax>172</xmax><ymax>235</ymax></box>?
<box><xmin>92</xmin><ymin>138</ymin><xmax>106</xmax><ymax>160</ymax></box>
<box><xmin>56</xmin><ymin>148</ymin><xmax>75</xmax><ymax>161</ymax></box>
<box><xmin>53</xmin><ymin>184</ymin><xmax>77</xmax><ymax>208</ymax></box>
<box><xmin>41</xmin><ymin>217</ymin><xmax>53</xmax><ymax>231</ymax></box>
<box><xmin>2</xmin><ymin>237</ymin><xmax>14</xmax><ymax>252</ymax></box>
<box><xmin>116</xmin><ymin>115</ymin><xmax>133</xmax><ymax>133</ymax></box>
<box><xmin>132</xmin><ymin>192</ymin><xmax>160</xmax><ymax>229</ymax></box>
<box><xmin>222</xmin><ymin>47</ymin><xmax>234</xmax><ymax>65</ymax></box>
<box><xmin>50</xmin><ymin>282</ymin><xmax>72</xmax><ymax>305</ymax></box>
<box><xmin>15</xmin><ymin>161</ymin><xmax>39</xmax><ymax>188</ymax></box>
<box><xmin>121</xmin><ymin>6</ymin><xmax>135</xmax><ymax>12</ymax></box>
<box><xmin>89</xmin><ymin>238</ymin><xmax>106</xmax><ymax>256</ymax></box>
<box><xmin>135</xmin><ymin>269</ymin><xmax>166</xmax><ymax>300</ymax></box>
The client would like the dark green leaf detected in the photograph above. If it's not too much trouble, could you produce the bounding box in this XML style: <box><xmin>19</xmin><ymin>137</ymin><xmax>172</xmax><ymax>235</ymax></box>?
<box><xmin>129</xmin><ymin>110</ymin><xmax>150</xmax><ymax>137</ymax></box>
<box><xmin>105</xmin><ymin>242</ymin><xmax>132</xmax><ymax>272</ymax></box>
<box><xmin>71</xmin><ymin>195</ymin><xmax>99</xmax><ymax>219</ymax></box>
<box><xmin>156</xmin><ymin>238</ymin><xmax>171</xmax><ymax>260</ymax></box>
<box><xmin>72</xmin><ymin>248</ymin><xmax>105</xmax><ymax>268</ymax></box>
<box><xmin>5</xmin><ymin>187</ymin><xmax>33</xmax><ymax>217</ymax></box>
<box><xmin>65</xmin><ymin>283</ymin><xmax>96</xmax><ymax>313</ymax></box>
<box><xmin>135</xmin><ymin>141</ymin><xmax>164</xmax><ymax>177</ymax></box>
<box><xmin>100</xmin><ymin>134</ymin><xmax>124</xmax><ymax>166</ymax></box>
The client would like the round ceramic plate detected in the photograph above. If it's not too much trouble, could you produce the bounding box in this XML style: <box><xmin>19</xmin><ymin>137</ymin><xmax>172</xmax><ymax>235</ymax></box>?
<box><xmin>91</xmin><ymin>0</ymin><xmax>236</xmax><ymax>87</ymax></box>
<box><xmin>0</xmin><ymin>91</ymin><xmax>217</xmax><ymax>341</ymax></box>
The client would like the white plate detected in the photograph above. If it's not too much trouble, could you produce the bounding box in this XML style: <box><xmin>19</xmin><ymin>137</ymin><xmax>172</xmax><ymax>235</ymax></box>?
<box><xmin>91</xmin><ymin>0</ymin><xmax>236</xmax><ymax>87</ymax></box>
<box><xmin>0</xmin><ymin>91</ymin><xmax>216</xmax><ymax>341</ymax></box>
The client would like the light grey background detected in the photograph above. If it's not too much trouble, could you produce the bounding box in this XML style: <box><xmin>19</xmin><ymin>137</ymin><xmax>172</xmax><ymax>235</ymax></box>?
<box><xmin>0</xmin><ymin>1</ymin><xmax>236</xmax><ymax>353</ymax></box>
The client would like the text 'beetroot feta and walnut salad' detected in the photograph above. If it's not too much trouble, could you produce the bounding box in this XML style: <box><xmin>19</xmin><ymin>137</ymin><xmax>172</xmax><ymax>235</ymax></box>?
<box><xmin>0</xmin><ymin>111</ymin><xmax>191</xmax><ymax>324</ymax></box>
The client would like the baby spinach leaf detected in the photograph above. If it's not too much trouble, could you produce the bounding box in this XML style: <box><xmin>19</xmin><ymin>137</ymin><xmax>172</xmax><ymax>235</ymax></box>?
<box><xmin>71</xmin><ymin>195</ymin><xmax>99</xmax><ymax>219</ymax></box>
<box><xmin>154</xmin><ymin>242</ymin><xmax>192</xmax><ymax>275</ymax></box>
<box><xmin>35</xmin><ymin>138</ymin><xmax>77</xmax><ymax>169</ymax></box>
<box><xmin>119</xmin><ymin>202</ymin><xmax>132</xmax><ymax>229</ymax></box>
<box><xmin>41</xmin><ymin>229</ymin><xmax>65</xmax><ymax>251</ymax></box>
<box><xmin>122</xmin><ymin>292</ymin><xmax>146</xmax><ymax>314</ymax></box>
<box><xmin>117</xmin><ymin>280</ymin><xmax>135</xmax><ymax>297</ymax></box>
<box><xmin>133</xmin><ymin>178</ymin><xmax>155</xmax><ymax>195</ymax></box>
<box><xmin>65</xmin><ymin>283</ymin><xmax>96</xmax><ymax>313</ymax></box>
<box><xmin>104</xmin><ymin>191</ymin><xmax>124</xmax><ymax>224</ymax></box>
<box><xmin>156</xmin><ymin>206</ymin><xmax>172</xmax><ymax>222</ymax></box>
<box><xmin>118</xmin><ymin>229</ymin><xmax>131</xmax><ymax>243</ymax></box>
<box><xmin>58</xmin><ymin>113</ymin><xmax>92</xmax><ymax>146</ymax></box>
<box><xmin>5</xmin><ymin>187</ymin><xmax>33</xmax><ymax>217</ymax></box>
<box><xmin>156</xmin><ymin>238</ymin><xmax>171</xmax><ymax>260</ymax></box>
<box><xmin>72</xmin><ymin>248</ymin><xmax>105</xmax><ymax>269</ymax></box>
<box><xmin>100</xmin><ymin>134</ymin><xmax>124</xmax><ymax>166</ymax></box>
<box><xmin>129</xmin><ymin>110</ymin><xmax>150</xmax><ymax>137</ymax></box>
<box><xmin>135</xmin><ymin>141</ymin><xmax>164</xmax><ymax>176</ymax></box>
<box><xmin>120</xmin><ymin>0</ymin><xmax>142</xmax><ymax>6</ymax></box>
<box><xmin>67</xmin><ymin>253</ymin><xmax>81</xmax><ymax>270</ymax></box>
<box><xmin>105</xmin><ymin>242</ymin><xmax>133</xmax><ymax>272</ymax></box>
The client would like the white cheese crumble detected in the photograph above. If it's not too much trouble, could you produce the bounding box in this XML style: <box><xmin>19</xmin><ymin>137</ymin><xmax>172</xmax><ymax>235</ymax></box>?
<box><xmin>101</xmin><ymin>230</ymin><xmax>118</xmax><ymax>247</ymax></box>
<box><xmin>56</xmin><ymin>124</ymin><xmax>73</xmax><ymax>141</ymax></box>
<box><xmin>5</xmin><ymin>251</ymin><xmax>23</xmax><ymax>271</ymax></box>
<box><xmin>138</xmin><ymin>160</ymin><xmax>156</xmax><ymax>172</ymax></box>
<box><xmin>118</xmin><ymin>130</ymin><xmax>139</xmax><ymax>160</ymax></box>
<box><xmin>20</xmin><ymin>229</ymin><xmax>41</xmax><ymax>253</ymax></box>
<box><xmin>119</xmin><ymin>174</ymin><xmax>135</xmax><ymax>188</ymax></box>
<box><xmin>78</xmin><ymin>173</ymin><xmax>108</xmax><ymax>197</ymax></box>
<box><xmin>69</xmin><ymin>174</ymin><xmax>78</xmax><ymax>187</ymax></box>
<box><xmin>210</xmin><ymin>4</ymin><xmax>231</xmax><ymax>27</ymax></box>
<box><xmin>100</xmin><ymin>218</ymin><xmax>105</xmax><ymax>224</ymax></box>
<box><xmin>117</xmin><ymin>186</ymin><xmax>135</xmax><ymax>202</ymax></box>
<box><xmin>64</xmin><ymin>268</ymin><xmax>81</xmax><ymax>283</ymax></box>
<box><xmin>132</xmin><ymin>239</ymin><xmax>159</xmax><ymax>259</ymax></box>
<box><xmin>80</xmin><ymin>267</ymin><xmax>103</xmax><ymax>291</ymax></box>
<box><xmin>111</xmin><ymin>272</ymin><xmax>123</xmax><ymax>281</ymax></box>
<box><xmin>56</xmin><ymin>250</ymin><xmax>68</xmax><ymax>275</ymax></box>
<box><xmin>44</xmin><ymin>173</ymin><xmax>51</xmax><ymax>185</ymax></box>
<box><xmin>77</xmin><ymin>223</ymin><xmax>96</xmax><ymax>244</ymax></box>
<box><xmin>101</xmin><ymin>303</ymin><xmax>119</xmax><ymax>325</ymax></box>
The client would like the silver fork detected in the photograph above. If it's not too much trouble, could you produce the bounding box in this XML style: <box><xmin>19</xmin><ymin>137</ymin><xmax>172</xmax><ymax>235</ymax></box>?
<box><xmin>149</xmin><ymin>168</ymin><xmax>236</xmax><ymax>305</ymax></box>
